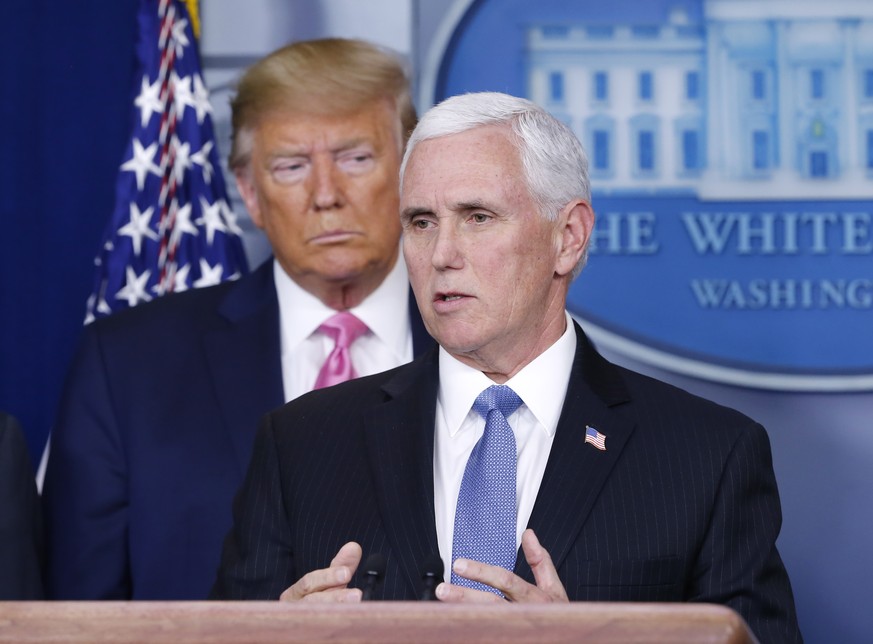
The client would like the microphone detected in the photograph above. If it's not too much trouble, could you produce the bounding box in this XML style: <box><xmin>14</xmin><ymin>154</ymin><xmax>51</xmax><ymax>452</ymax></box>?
<box><xmin>360</xmin><ymin>553</ymin><xmax>386</xmax><ymax>601</ymax></box>
<box><xmin>419</xmin><ymin>554</ymin><xmax>444</xmax><ymax>601</ymax></box>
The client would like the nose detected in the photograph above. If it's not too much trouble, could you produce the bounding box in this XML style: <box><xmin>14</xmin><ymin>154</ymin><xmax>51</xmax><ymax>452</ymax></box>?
<box><xmin>431</xmin><ymin>222</ymin><xmax>463</xmax><ymax>271</ymax></box>
<box><xmin>311</xmin><ymin>156</ymin><xmax>343</xmax><ymax>211</ymax></box>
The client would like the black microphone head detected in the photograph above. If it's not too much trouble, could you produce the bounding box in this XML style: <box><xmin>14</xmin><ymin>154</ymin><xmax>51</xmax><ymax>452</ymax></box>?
<box><xmin>419</xmin><ymin>554</ymin><xmax>444</xmax><ymax>601</ymax></box>
<box><xmin>420</xmin><ymin>553</ymin><xmax>444</xmax><ymax>580</ymax></box>
<box><xmin>364</xmin><ymin>553</ymin><xmax>387</xmax><ymax>578</ymax></box>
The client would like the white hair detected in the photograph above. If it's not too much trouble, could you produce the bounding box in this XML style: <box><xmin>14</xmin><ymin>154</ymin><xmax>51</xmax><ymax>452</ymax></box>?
<box><xmin>400</xmin><ymin>92</ymin><xmax>592</xmax><ymax>276</ymax></box>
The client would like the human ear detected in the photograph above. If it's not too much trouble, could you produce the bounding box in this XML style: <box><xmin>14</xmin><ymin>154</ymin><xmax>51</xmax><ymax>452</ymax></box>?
<box><xmin>234</xmin><ymin>168</ymin><xmax>263</xmax><ymax>229</ymax></box>
<box><xmin>555</xmin><ymin>199</ymin><xmax>594</xmax><ymax>277</ymax></box>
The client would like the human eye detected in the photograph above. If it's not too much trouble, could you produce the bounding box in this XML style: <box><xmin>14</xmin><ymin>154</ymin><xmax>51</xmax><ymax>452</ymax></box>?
<box><xmin>337</xmin><ymin>147</ymin><xmax>375</xmax><ymax>174</ymax></box>
<box><xmin>271</xmin><ymin>157</ymin><xmax>308</xmax><ymax>183</ymax></box>
<box><xmin>469</xmin><ymin>211</ymin><xmax>491</xmax><ymax>224</ymax></box>
<box><xmin>402</xmin><ymin>211</ymin><xmax>436</xmax><ymax>232</ymax></box>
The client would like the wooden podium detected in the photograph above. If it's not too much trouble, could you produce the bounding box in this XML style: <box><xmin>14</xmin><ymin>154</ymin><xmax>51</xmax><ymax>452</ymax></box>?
<box><xmin>0</xmin><ymin>601</ymin><xmax>758</xmax><ymax>643</ymax></box>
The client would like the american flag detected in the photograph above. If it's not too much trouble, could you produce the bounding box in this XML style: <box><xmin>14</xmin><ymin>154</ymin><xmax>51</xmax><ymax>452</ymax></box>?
<box><xmin>584</xmin><ymin>425</ymin><xmax>607</xmax><ymax>451</ymax></box>
<box><xmin>85</xmin><ymin>0</ymin><xmax>247</xmax><ymax>324</ymax></box>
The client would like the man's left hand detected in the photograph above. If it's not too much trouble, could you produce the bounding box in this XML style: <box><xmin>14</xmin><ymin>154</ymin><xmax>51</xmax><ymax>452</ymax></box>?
<box><xmin>435</xmin><ymin>529</ymin><xmax>569</xmax><ymax>603</ymax></box>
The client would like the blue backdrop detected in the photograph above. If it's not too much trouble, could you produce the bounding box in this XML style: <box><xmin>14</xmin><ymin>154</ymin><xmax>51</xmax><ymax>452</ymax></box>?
<box><xmin>0</xmin><ymin>1</ymin><xmax>139</xmax><ymax>463</ymax></box>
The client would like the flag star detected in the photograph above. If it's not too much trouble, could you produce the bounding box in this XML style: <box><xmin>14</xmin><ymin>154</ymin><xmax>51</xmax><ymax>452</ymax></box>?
<box><xmin>117</xmin><ymin>203</ymin><xmax>159</xmax><ymax>255</ymax></box>
<box><xmin>191</xmin><ymin>141</ymin><xmax>214</xmax><ymax>184</ymax></box>
<box><xmin>84</xmin><ymin>295</ymin><xmax>97</xmax><ymax>325</ymax></box>
<box><xmin>134</xmin><ymin>75</ymin><xmax>164</xmax><ymax>127</ymax></box>
<box><xmin>191</xmin><ymin>74</ymin><xmax>213</xmax><ymax>124</ymax></box>
<box><xmin>173</xmin><ymin>262</ymin><xmax>192</xmax><ymax>292</ymax></box>
<box><xmin>169</xmin><ymin>203</ymin><xmax>198</xmax><ymax>247</ymax></box>
<box><xmin>197</xmin><ymin>197</ymin><xmax>228</xmax><ymax>244</ymax></box>
<box><xmin>172</xmin><ymin>72</ymin><xmax>194</xmax><ymax>119</ymax></box>
<box><xmin>115</xmin><ymin>266</ymin><xmax>153</xmax><ymax>307</ymax></box>
<box><xmin>170</xmin><ymin>17</ymin><xmax>190</xmax><ymax>58</ymax></box>
<box><xmin>221</xmin><ymin>200</ymin><xmax>244</xmax><ymax>236</ymax></box>
<box><xmin>171</xmin><ymin>134</ymin><xmax>192</xmax><ymax>184</ymax></box>
<box><xmin>193</xmin><ymin>258</ymin><xmax>223</xmax><ymax>288</ymax></box>
<box><xmin>121</xmin><ymin>139</ymin><xmax>162</xmax><ymax>191</ymax></box>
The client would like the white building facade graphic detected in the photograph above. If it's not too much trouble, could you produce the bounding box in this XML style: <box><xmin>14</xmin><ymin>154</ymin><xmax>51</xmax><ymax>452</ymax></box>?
<box><xmin>526</xmin><ymin>0</ymin><xmax>873</xmax><ymax>200</ymax></box>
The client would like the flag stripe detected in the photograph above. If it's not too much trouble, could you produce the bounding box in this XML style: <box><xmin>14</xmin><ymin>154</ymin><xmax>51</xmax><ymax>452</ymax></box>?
<box><xmin>85</xmin><ymin>0</ymin><xmax>247</xmax><ymax>324</ymax></box>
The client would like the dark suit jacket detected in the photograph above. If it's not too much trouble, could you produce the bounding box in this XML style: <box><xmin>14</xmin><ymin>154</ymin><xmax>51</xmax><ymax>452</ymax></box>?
<box><xmin>42</xmin><ymin>260</ymin><xmax>432</xmax><ymax>600</ymax></box>
<box><xmin>212</xmin><ymin>322</ymin><xmax>801</xmax><ymax>643</ymax></box>
<box><xmin>0</xmin><ymin>412</ymin><xmax>44</xmax><ymax>600</ymax></box>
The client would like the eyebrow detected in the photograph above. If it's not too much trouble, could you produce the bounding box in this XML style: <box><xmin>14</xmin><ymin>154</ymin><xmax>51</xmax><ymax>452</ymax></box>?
<box><xmin>267</xmin><ymin>137</ymin><xmax>375</xmax><ymax>160</ymax></box>
<box><xmin>452</xmin><ymin>199</ymin><xmax>490</xmax><ymax>212</ymax></box>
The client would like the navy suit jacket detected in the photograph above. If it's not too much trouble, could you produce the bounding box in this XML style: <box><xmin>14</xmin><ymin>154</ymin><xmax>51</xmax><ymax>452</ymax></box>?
<box><xmin>0</xmin><ymin>412</ymin><xmax>44</xmax><ymax>599</ymax></box>
<box><xmin>43</xmin><ymin>260</ymin><xmax>432</xmax><ymax>600</ymax></box>
<box><xmin>212</xmin><ymin>323</ymin><xmax>801</xmax><ymax>643</ymax></box>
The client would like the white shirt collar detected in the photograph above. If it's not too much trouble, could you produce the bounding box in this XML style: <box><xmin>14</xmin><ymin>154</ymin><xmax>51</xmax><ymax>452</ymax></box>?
<box><xmin>437</xmin><ymin>311</ymin><xmax>577</xmax><ymax>437</ymax></box>
<box><xmin>273</xmin><ymin>250</ymin><xmax>410</xmax><ymax>361</ymax></box>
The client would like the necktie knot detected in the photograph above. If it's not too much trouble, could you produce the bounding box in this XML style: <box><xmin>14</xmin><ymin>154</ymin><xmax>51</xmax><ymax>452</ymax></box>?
<box><xmin>313</xmin><ymin>312</ymin><xmax>369</xmax><ymax>390</ymax></box>
<box><xmin>472</xmin><ymin>385</ymin><xmax>523</xmax><ymax>421</ymax></box>
<box><xmin>318</xmin><ymin>311</ymin><xmax>369</xmax><ymax>348</ymax></box>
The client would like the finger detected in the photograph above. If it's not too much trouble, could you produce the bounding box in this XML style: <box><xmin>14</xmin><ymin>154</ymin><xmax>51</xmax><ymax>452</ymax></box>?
<box><xmin>280</xmin><ymin>542</ymin><xmax>363</xmax><ymax>601</ymax></box>
<box><xmin>329</xmin><ymin>541</ymin><xmax>363</xmax><ymax>570</ymax></box>
<box><xmin>521</xmin><ymin>529</ymin><xmax>568</xmax><ymax>602</ymax></box>
<box><xmin>299</xmin><ymin>587</ymin><xmax>363</xmax><ymax>603</ymax></box>
<box><xmin>434</xmin><ymin>581</ymin><xmax>504</xmax><ymax>604</ymax></box>
<box><xmin>449</xmin><ymin>558</ymin><xmax>533</xmax><ymax>601</ymax></box>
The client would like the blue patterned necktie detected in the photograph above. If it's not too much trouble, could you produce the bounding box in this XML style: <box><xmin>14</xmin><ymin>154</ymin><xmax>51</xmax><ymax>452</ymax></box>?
<box><xmin>451</xmin><ymin>384</ymin><xmax>523</xmax><ymax>596</ymax></box>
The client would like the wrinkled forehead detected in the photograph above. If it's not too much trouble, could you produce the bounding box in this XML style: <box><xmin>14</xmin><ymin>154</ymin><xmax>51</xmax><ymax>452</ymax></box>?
<box><xmin>401</xmin><ymin>124</ymin><xmax>520</xmax><ymax>193</ymax></box>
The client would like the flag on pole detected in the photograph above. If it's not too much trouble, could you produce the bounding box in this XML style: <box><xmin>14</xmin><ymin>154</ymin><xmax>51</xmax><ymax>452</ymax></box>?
<box><xmin>85</xmin><ymin>0</ymin><xmax>248</xmax><ymax>324</ymax></box>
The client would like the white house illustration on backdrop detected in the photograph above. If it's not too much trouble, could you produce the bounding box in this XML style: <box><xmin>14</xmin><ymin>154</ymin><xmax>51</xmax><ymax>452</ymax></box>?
<box><xmin>526</xmin><ymin>0</ymin><xmax>873</xmax><ymax>201</ymax></box>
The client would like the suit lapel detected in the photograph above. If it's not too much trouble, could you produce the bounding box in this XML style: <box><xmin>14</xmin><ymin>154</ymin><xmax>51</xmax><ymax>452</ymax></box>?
<box><xmin>204</xmin><ymin>262</ymin><xmax>284</xmax><ymax>476</ymax></box>
<box><xmin>363</xmin><ymin>348</ymin><xmax>441</xmax><ymax>595</ymax></box>
<box><xmin>515</xmin><ymin>324</ymin><xmax>635</xmax><ymax>581</ymax></box>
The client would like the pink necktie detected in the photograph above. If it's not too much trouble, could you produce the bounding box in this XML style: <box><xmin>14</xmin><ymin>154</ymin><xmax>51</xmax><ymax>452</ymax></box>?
<box><xmin>313</xmin><ymin>312</ymin><xmax>369</xmax><ymax>389</ymax></box>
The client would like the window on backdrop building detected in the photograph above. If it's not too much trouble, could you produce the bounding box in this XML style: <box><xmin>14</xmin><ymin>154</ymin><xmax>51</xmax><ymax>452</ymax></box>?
<box><xmin>549</xmin><ymin>71</ymin><xmax>565</xmax><ymax>103</ymax></box>
<box><xmin>638</xmin><ymin>70</ymin><xmax>653</xmax><ymax>101</ymax></box>
<box><xmin>593</xmin><ymin>71</ymin><xmax>608</xmax><ymax>102</ymax></box>
<box><xmin>753</xmin><ymin>130</ymin><xmax>770</xmax><ymax>171</ymax></box>
<box><xmin>810</xmin><ymin>68</ymin><xmax>825</xmax><ymax>100</ymax></box>
<box><xmin>752</xmin><ymin>69</ymin><xmax>767</xmax><ymax>101</ymax></box>
<box><xmin>685</xmin><ymin>70</ymin><xmax>700</xmax><ymax>101</ymax></box>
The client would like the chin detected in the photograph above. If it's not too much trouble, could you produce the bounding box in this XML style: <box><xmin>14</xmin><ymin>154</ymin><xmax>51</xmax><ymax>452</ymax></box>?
<box><xmin>431</xmin><ymin>332</ymin><xmax>483</xmax><ymax>357</ymax></box>
<box><xmin>315</xmin><ymin>258</ymin><xmax>371</xmax><ymax>282</ymax></box>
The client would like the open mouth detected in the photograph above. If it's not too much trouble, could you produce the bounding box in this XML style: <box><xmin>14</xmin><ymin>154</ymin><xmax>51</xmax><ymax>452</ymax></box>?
<box><xmin>434</xmin><ymin>292</ymin><xmax>468</xmax><ymax>304</ymax></box>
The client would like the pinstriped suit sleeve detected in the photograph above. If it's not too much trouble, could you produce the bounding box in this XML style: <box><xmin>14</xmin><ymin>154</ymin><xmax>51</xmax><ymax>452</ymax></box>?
<box><xmin>691</xmin><ymin>420</ymin><xmax>801</xmax><ymax>643</ymax></box>
<box><xmin>210</xmin><ymin>413</ymin><xmax>294</xmax><ymax>599</ymax></box>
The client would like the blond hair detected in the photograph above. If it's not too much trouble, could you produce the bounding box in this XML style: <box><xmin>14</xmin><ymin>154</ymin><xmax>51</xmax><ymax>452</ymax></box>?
<box><xmin>229</xmin><ymin>38</ymin><xmax>416</xmax><ymax>170</ymax></box>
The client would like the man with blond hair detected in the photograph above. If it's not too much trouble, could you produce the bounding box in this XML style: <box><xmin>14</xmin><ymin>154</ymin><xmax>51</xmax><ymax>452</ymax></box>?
<box><xmin>44</xmin><ymin>38</ymin><xmax>431</xmax><ymax>600</ymax></box>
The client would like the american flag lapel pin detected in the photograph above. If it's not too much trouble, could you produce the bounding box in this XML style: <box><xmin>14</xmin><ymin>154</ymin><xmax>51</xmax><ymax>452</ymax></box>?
<box><xmin>584</xmin><ymin>425</ymin><xmax>607</xmax><ymax>451</ymax></box>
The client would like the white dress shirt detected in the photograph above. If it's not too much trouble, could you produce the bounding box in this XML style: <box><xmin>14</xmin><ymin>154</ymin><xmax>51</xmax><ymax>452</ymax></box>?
<box><xmin>432</xmin><ymin>312</ymin><xmax>577</xmax><ymax>581</ymax></box>
<box><xmin>274</xmin><ymin>255</ymin><xmax>414</xmax><ymax>402</ymax></box>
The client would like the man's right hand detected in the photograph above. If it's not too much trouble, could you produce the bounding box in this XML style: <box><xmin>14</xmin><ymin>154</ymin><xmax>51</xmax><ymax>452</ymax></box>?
<box><xmin>279</xmin><ymin>541</ymin><xmax>363</xmax><ymax>602</ymax></box>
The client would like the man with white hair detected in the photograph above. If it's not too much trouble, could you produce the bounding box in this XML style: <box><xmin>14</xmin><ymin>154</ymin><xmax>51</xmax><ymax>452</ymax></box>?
<box><xmin>213</xmin><ymin>91</ymin><xmax>801</xmax><ymax>644</ymax></box>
